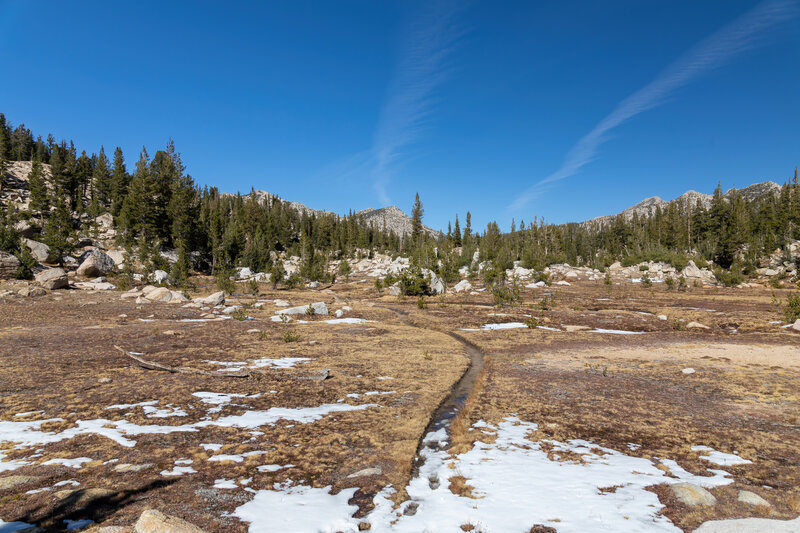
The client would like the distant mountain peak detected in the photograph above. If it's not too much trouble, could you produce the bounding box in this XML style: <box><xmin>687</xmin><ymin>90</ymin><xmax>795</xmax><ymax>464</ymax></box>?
<box><xmin>584</xmin><ymin>180</ymin><xmax>780</xmax><ymax>226</ymax></box>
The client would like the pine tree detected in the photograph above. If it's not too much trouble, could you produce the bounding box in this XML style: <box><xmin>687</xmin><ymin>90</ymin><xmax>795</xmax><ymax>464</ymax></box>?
<box><xmin>110</xmin><ymin>147</ymin><xmax>129</xmax><ymax>216</ymax></box>
<box><xmin>93</xmin><ymin>146</ymin><xmax>112</xmax><ymax>209</ymax></box>
<box><xmin>28</xmin><ymin>158</ymin><xmax>49</xmax><ymax>214</ymax></box>
<box><xmin>411</xmin><ymin>192</ymin><xmax>424</xmax><ymax>243</ymax></box>
<box><xmin>43</xmin><ymin>194</ymin><xmax>74</xmax><ymax>265</ymax></box>
<box><xmin>453</xmin><ymin>214</ymin><xmax>462</xmax><ymax>246</ymax></box>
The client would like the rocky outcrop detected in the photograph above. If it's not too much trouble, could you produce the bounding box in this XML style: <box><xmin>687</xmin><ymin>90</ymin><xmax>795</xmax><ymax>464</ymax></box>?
<box><xmin>77</xmin><ymin>249</ymin><xmax>115</xmax><ymax>277</ymax></box>
<box><xmin>670</xmin><ymin>482</ymin><xmax>717</xmax><ymax>506</ymax></box>
<box><xmin>134</xmin><ymin>509</ymin><xmax>206</xmax><ymax>533</ymax></box>
<box><xmin>584</xmin><ymin>181</ymin><xmax>780</xmax><ymax>227</ymax></box>
<box><xmin>35</xmin><ymin>268</ymin><xmax>68</xmax><ymax>290</ymax></box>
<box><xmin>277</xmin><ymin>302</ymin><xmax>329</xmax><ymax>316</ymax></box>
<box><xmin>0</xmin><ymin>251</ymin><xmax>20</xmax><ymax>279</ymax></box>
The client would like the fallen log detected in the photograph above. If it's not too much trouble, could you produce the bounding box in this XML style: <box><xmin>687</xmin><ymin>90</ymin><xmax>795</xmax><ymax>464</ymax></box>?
<box><xmin>113</xmin><ymin>346</ymin><xmax>251</xmax><ymax>378</ymax></box>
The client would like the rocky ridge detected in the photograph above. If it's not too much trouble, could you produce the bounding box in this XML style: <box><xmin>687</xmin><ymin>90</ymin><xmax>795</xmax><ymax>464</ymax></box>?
<box><xmin>584</xmin><ymin>181</ymin><xmax>781</xmax><ymax>226</ymax></box>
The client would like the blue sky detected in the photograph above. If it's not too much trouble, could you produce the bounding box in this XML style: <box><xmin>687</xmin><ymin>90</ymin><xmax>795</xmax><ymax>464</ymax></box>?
<box><xmin>1</xmin><ymin>0</ymin><xmax>798</xmax><ymax>232</ymax></box>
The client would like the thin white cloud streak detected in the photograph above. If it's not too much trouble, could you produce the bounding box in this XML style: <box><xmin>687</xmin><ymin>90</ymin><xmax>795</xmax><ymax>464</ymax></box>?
<box><xmin>372</xmin><ymin>1</ymin><xmax>465</xmax><ymax>205</ymax></box>
<box><xmin>510</xmin><ymin>0</ymin><xmax>799</xmax><ymax>211</ymax></box>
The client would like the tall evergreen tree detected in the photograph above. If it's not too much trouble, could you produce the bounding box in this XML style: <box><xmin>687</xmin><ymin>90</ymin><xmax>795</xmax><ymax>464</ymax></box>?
<box><xmin>411</xmin><ymin>192</ymin><xmax>424</xmax><ymax>243</ymax></box>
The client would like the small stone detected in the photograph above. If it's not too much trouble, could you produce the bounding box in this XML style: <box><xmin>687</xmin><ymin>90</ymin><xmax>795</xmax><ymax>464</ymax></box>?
<box><xmin>687</xmin><ymin>321</ymin><xmax>710</xmax><ymax>330</ymax></box>
<box><xmin>670</xmin><ymin>482</ymin><xmax>717</xmax><ymax>507</ymax></box>
<box><xmin>737</xmin><ymin>490</ymin><xmax>770</xmax><ymax>507</ymax></box>
<box><xmin>791</xmin><ymin>319</ymin><xmax>800</xmax><ymax>332</ymax></box>
<box><xmin>247</xmin><ymin>329</ymin><xmax>260</xmax><ymax>333</ymax></box>
<box><xmin>347</xmin><ymin>467</ymin><xmax>382</xmax><ymax>478</ymax></box>
<box><xmin>657</xmin><ymin>314</ymin><xmax>668</xmax><ymax>321</ymax></box>
<box><xmin>114</xmin><ymin>463</ymin><xmax>153</xmax><ymax>473</ymax></box>
<box><xmin>98</xmin><ymin>377</ymin><xmax>112</xmax><ymax>384</ymax></box>
<box><xmin>681</xmin><ymin>368</ymin><xmax>696</xmax><ymax>375</ymax></box>
<box><xmin>18</xmin><ymin>287</ymin><xmax>46</xmax><ymax>297</ymax></box>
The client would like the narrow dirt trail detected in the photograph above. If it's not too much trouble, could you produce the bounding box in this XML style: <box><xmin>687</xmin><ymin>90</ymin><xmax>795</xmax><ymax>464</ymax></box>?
<box><xmin>380</xmin><ymin>306</ymin><xmax>486</xmax><ymax>442</ymax></box>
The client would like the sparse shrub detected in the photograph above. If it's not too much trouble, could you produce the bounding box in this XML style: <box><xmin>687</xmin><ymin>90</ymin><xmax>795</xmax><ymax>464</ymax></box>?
<box><xmin>678</xmin><ymin>276</ymin><xmax>687</xmax><ymax>291</ymax></box>
<box><xmin>280</xmin><ymin>315</ymin><xmax>300</xmax><ymax>342</ymax></box>
<box><xmin>604</xmin><ymin>271</ymin><xmax>612</xmax><ymax>287</ymax></box>
<box><xmin>215</xmin><ymin>266</ymin><xmax>236</xmax><ymax>294</ymax></box>
<box><xmin>491</xmin><ymin>280</ymin><xmax>521</xmax><ymax>307</ymax></box>
<box><xmin>423</xmin><ymin>350</ymin><xmax>432</xmax><ymax>360</ymax></box>
<box><xmin>284</xmin><ymin>272</ymin><xmax>302</xmax><ymax>290</ymax></box>
<box><xmin>771</xmin><ymin>277</ymin><xmax>783</xmax><ymax>289</ymax></box>
<box><xmin>524</xmin><ymin>315</ymin><xmax>540</xmax><ymax>329</ymax></box>
<box><xmin>781</xmin><ymin>292</ymin><xmax>800</xmax><ymax>322</ymax></box>
<box><xmin>305</xmin><ymin>303</ymin><xmax>316</xmax><ymax>316</ymax></box>
<box><xmin>248</xmin><ymin>278</ymin><xmax>260</xmax><ymax>295</ymax></box>
<box><xmin>639</xmin><ymin>265</ymin><xmax>649</xmax><ymax>272</ymax></box>
<box><xmin>640</xmin><ymin>272</ymin><xmax>652</xmax><ymax>288</ymax></box>
<box><xmin>537</xmin><ymin>295</ymin><xmax>555</xmax><ymax>311</ymax></box>
<box><xmin>338</xmin><ymin>260</ymin><xmax>351</xmax><ymax>281</ymax></box>
<box><xmin>417</xmin><ymin>295</ymin><xmax>427</xmax><ymax>309</ymax></box>
<box><xmin>714</xmin><ymin>268</ymin><xmax>744</xmax><ymax>287</ymax></box>
<box><xmin>532</xmin><ymin>271</ymin><xmax>551</xmax><ymax>286</ymax></box>
<box><xmin>397</xmin><ymin>265</ymin><xmax>431</xmax><ymax>296</ymax></box>
<box><xmin>258</xmin><ymin>330</ymin><xmax>269</xmax><ymax>340</ymax></box>
<box><xmin>672</xmin><ymin>319</ymin><xmax>686</xmax><ymax>331</ymax></box>
<box><xmin>232</xmin><ymin>308</ymin><xmax>248</xmax><ymax>321</ymax></box>
<box><xmin>664</xmin><ymin>276</ymin><xmax>675</xmax><ymax>290</ymax></box>
<box><xmin>374</xmin><ymin>278</ymin><xmax>383</xmax><ymax>292</ymax></box>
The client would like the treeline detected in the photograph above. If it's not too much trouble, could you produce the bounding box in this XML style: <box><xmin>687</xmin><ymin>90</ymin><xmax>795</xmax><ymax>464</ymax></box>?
<box><xmin>0</xmin><ymin>113</ymin><xmax>416</xmax><ymax>283</ymax></box>
<box><xmin>1</xmin><ymin>112</ymin><xmax>799</xmax><ymax>286</ymax></box>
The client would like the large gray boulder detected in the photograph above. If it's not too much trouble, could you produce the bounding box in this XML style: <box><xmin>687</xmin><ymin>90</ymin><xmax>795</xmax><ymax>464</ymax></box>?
<box><xmin>278</xmin><ymin>302</ymin><xmax>329</xmax><ymax>316</ymax></box>
<box><xmin>23</xmin><ymin>238</ymin><xmax>55</xmax><ymax>263</ymax></box>
<box><xmin>0</xmin><ymin>251</ymin><xmax>20</xmax><ymax>279</ymax></box>
<box><xmin>35</xmin><ymin>268</ymin><xmax>68</xmax><ymax>290</ymax></box>
<box><xmin>76</xmin><ymin>249</ymin><xmax>115</xmax><ymax>277</ymax></box>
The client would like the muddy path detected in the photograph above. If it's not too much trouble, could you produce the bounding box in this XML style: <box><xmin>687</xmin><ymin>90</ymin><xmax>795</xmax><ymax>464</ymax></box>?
<box><xmin>380</xmin><ymin>306</ymin><xmax>486</xmax><ymax>446</ymax></box>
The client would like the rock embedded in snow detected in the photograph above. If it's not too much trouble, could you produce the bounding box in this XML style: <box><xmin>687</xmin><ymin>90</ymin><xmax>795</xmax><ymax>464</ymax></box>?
<box><xmin>134</xmin><ymin>509</ymin><xmax>207</xmax><ymax>533</ymax></box>
<box><xmin>694</xmin><ymin>517</ymin><xmax>800</xmax><ymax>533</ymax></box>
<box><xmin>737</xmin><ymin>490</ymin><xmax>770</xmax><ymax>507</ymax></box>
<box><xmin>35</xmin><ymin>268</ymin><xmax>68</xmax><ymax>290</ymax></box>
<box><xmin>670</xmin><ymin>482</ymin><xmax>717</xmax><ymax>506</ymax></box>
<box><xmin>77</xmin><ymin>249</ymin><xmax>115</xmax><ymax>277</ymax></box>
<box><xmin>687</xmin><ymin>321</ymin><xmax>710</xmax><ymax>330</ymax></box>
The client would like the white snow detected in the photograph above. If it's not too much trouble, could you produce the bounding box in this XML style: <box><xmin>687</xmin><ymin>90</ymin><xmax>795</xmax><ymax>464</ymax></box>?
<box><xmin>234</xmin><ymin>483</ymin><xmax>360</xmax><ymax>533</ymax></box>
<box><xmin>65</xmin><ymin>519</ymin><xmax>94</xmax><ymax>530</ymax></box>
<box><xmin>257</xmin><ymin>464</ymin><xmax>294</xmax><ymax>473</ymax></box>
<box><xmin>160</xmin><ymin>465</ymin><xmax>197</xmax><ymax>476</ymax></box>
<box><xmin>208</xmin><ymin>451</ymin><xmax>266</xmax><ymax>463</ymax></box>
<box><xmin>0</xmin><ymin>520</ymin><xmax>36</xmax><ymax>532</ymax></box>
<box><xmin>691</xmin><ymin>445</ymin><xmax>753</xmax><ymax>466</ymax></box>
<box><xmin>590</xmin><ymin>329</ymin><xmax>645</xmax><ymax>335</ymax></box>
<box><xmin>0</xmin><ymin>402</ymin><xmax>379</xmax><ymax>469</ymax></box>
<box><xmin>204</xmin><ymin>358</ymin><xmax>312</xmax><ymax>371</ymax></box>
<box><xmin>234</xmin><ymin>417</ymin><xmax>736</xmax><ymax>533</ymax></box>
<box><xmin>42</xmin><ymin>457</ymin><xmax>92</xmax><ymax>468</ymax></box>
<box><xmin>296</xmin><ymin>318</ymin><xmax>376</xmax><ymax>325</ymax></box>
<box><xmin>213</xmin><ymin>478</ymin><xmax>238</xmax><ymax>489</ymax></box>
<box><xmin>461</xmin><ymin>322</ymin><xmax>528</xmax><ymax>331</ymax></box>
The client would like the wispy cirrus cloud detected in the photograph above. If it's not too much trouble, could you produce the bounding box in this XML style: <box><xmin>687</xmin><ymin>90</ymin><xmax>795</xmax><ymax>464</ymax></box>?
<box><xmin>510</xmin><ymin>0</ymin><xmax>799</xmax><ymax>211</ymax></box>
<box><xmin>371</xmin><ymin>1</ymin><xmax>466</xmax><ymax>204</ymax></box>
